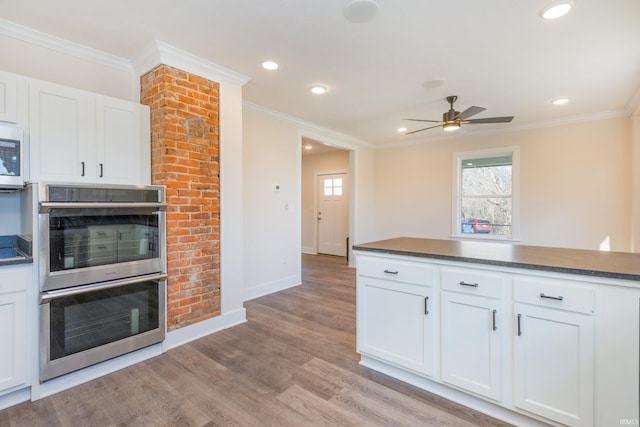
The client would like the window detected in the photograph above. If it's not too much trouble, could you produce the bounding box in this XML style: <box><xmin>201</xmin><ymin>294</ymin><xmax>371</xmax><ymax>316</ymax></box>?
<box><xmin>453</xmin><ymin>148</ymin><xmax>519</xmax><ymax>240</ymax></box>
<box><xmin>323</xmin><ymin>177</ymin><xmax>343</xmax><ymax>196</ymax></box>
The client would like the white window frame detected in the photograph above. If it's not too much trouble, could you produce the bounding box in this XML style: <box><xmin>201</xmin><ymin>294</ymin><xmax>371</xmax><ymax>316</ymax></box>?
<box><xmin>451</xmin><ymin>146</ymin><xmax>520</xmax><ymax>241</ymax></box>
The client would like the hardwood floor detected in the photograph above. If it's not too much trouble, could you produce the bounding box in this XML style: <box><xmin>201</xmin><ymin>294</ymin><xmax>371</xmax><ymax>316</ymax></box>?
<box><xmin>0</xmin><ymin>254</ymin><xmax>513</xmax><ymax>426</ymax></box>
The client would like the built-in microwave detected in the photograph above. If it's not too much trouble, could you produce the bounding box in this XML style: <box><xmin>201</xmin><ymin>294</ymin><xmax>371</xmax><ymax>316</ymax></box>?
<box><xmin>0</xmin><ymin>125</ymin><xmax>24</xmax><ymax>189</ymax></box>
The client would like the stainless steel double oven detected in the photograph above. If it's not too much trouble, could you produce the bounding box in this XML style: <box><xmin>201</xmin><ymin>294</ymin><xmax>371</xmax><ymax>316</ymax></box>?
<box><xmin>38</xmin><ymin>183</ymin><xmax>167</xmax><ymax>382</ymax></box>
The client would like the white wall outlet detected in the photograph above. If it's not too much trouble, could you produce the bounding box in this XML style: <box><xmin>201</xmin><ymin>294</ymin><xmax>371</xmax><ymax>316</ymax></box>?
<box><xmin>273</xmin><ymin>184</ymin><xmax>280</xmax><ymax>192</ymax></box>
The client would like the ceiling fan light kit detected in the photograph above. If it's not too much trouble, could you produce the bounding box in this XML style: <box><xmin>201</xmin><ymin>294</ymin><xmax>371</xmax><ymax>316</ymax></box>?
<box><xmin>404</xmin><ymin>95</ymin><xmax>514</xmax><ymax>135</ymax></box>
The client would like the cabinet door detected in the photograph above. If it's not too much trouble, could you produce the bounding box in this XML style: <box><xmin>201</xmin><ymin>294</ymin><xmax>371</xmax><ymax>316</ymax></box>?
<box><xmin>96</xmin><ymin>97</ymin><xmax>149</xmax><ymax>185</ymax></box>
<box><xmin>441</xmin><ymin>291</ymin><xmax>501</xmax><ymax>400</ymax></box>
<box><xmin>30</xmin><ymin>81</ymin><xmax>95</xmax><ymax>182</ymax></box>
<box><xmin>0</xmin><ymin>72</ymin><xmax>18</xmax><ymax>123</ymax></box>
<box><xmin>514</xmin><ymin>303</ymin><xmax>594</xmax><ymax>427</ymax></box>
<box><xmin>0</xmin><ymin>291</ymin><xmax>27</xmax><ymax>392</ymax></box>
<box><xmin>357</xmin><ymin>276</ymin><xmax>434</xmax><ymax>376</ymax></box>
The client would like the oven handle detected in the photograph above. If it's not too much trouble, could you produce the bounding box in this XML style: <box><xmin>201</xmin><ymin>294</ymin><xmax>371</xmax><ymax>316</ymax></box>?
<box><xmin>40</xmin><ymin>273</ymin><xmax>168</xmax><ymax>303</ymax></box>
<box><xmin>39</xmin><ymin>202</ymin><xmax>167</xmax><ymax>214</ymax></box>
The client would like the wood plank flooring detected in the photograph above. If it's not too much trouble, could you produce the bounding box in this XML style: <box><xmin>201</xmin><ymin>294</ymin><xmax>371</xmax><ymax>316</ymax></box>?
<box><xmin>0</xmin><ymin>254</ymin><xmax>513</xmax><ymax>426</ymax></box>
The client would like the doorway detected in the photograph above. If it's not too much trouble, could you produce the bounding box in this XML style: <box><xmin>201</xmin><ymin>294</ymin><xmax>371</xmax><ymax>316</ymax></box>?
<box><xmin>300</xmin><ymin>138</ymin><xmax>351</xmax><ymax>259</ymax></box>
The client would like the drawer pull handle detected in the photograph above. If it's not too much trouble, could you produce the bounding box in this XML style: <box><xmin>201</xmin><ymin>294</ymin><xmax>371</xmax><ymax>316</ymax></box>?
<box><xmin>459</xmin><ymin>281</ymin><xmax>478</xmax><ymax>288</ymax></box>
<box><xmin>383</xmin><ymin>270</ymin><xmax>398</xmax><ymax>275</ymax></box>
<box><xmin>424</xmin><ymin>296</ymin><xmax>429</xmax><ymax>315</ymax></box>
<box><xmin>540</xmin><ymin>293</ymin><xmax>563</xmax><ymax>301</ymax></box>
<box><xmin>492</xmin><ymin>309</ymin><xmax>497</xmax><ymax>331</ymax></box>
<box><xmin>517</xmin><ymin>313</ymin><xmax>522</xmax><ymax>336</ymax></box>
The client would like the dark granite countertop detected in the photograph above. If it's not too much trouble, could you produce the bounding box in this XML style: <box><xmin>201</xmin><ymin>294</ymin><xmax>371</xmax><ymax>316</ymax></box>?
<box><xmin>0</xmin><ymin>235</ymin><xmax>33</xmax><ymax>266</ymax></box>
<box><xmin>353</xmin><ymin>237</ymin><xmax>640</xmax><ymax>282</ymax></box>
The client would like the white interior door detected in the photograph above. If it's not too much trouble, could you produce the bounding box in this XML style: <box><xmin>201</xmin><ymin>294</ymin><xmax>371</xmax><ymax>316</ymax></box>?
<box><xmin>317</xmin><ymin>173</ymin><xmax>348</xmax><ymax>256</ymax></box>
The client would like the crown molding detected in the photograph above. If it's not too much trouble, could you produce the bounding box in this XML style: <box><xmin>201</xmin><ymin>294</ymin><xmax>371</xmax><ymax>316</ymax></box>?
<box><xmin>0</xmin><ymin>18</ymin><xmax>132</xmax><ymax>71</ymax></box>
<box><xmin>132</xmin><ymin>40</ymin><xmax>250</xmax><ymax>86</ymax></box>
<box><xmin>243</xmin><ymin>101</ymin><xmax>375</xmax><ymax>150</ymax></box>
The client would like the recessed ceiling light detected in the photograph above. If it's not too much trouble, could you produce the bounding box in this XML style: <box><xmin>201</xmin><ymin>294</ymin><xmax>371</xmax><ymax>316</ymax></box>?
<box><xmin>540</xmin><ymin>2</ymin><xmax>574</xmax><ymax>20</ymax></box>
<box><xmin>304</xmin><ymin>145</ymin><xmax>313</xmax><ymax>150</ymax></box>
<box><xmin>262</xmin><ymin>61</ymin><xmax>279</xmax><ymax>70</ymax></box>
<box><xmin>552</xmin><ymin>97</ymin><xmax>570</xmax><ymax>105</ymax></box>
<box><xmin>343</xmin><ymin>0</ymin><xmax>379</xmax><ymax>23</ymax></box>
<box><xmin>397</xmin><ymin>127</ymin><xmax>407</xmax><ymax>133</ymax></box>
<box><xmin>310</xmin><ymin>85</ymin><xmax>327</xmax><ymax>95</ymax></box>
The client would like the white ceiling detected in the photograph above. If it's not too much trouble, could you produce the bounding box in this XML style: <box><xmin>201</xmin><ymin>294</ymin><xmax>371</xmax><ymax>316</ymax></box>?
<box><xmin>3</xmin><ymin>0</ymin><xmax>640</xmax><ymax>147</ymax></box>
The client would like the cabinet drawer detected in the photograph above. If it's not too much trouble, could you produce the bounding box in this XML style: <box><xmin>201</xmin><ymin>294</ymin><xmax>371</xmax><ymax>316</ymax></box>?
<box><xmin>357</xmin><ymin>256</ymin><xmax>434</xmax><ymax>286</ymax></box>
<box><xmin>441</xmin><ymin>268</ymin><xmax>502</xmax><ymax>298</ymax></box>
<box><xmin>514</xmin><ymin>278</ymin><xmax>594</xmax><ymax>314</ymax></box>
<box><xmin>0</xmin><ymin>266</ymin><xmax>29</xmax><ymax>293</ymax></box>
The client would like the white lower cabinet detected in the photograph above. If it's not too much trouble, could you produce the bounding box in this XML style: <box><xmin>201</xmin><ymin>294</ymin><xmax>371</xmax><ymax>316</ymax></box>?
<box><xmin>358</xmin><ymin>277</ymin><xmax>434</xmax><ymax>375</ymax></box>
<box><xmin>513</xmin><ymin>277</ymin><xmax>595</xmax><ymax>426</ymax></box>
<box><xmin>0</xmin><ymin>266</ymin><xmax>29</xmax><ymax>394</ymax></box>
<box><xmin>513</xmin><ymin>303</ymin><xmax>594</xmax><ymax>426</ymax></box>
<box><xmin>356</xmin><ymin>256</ymin><xmax>435</xmax><ymax>376</ymax></box>
<box><xmin>355</xmin><ymin>251</ymin><xmax>635</xmax><ymax>427</ymax></box>
<box><xmin>441</xmin><ymin>291</ymin><xmax>501</xmax><ymax>401</ymax></box>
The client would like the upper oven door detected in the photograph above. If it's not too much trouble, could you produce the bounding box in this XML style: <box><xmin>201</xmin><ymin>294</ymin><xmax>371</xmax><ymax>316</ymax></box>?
<box><xmin>39</xmin><ymin>184</ymin><xmax>166</xmax><ymax>291</ymax></box>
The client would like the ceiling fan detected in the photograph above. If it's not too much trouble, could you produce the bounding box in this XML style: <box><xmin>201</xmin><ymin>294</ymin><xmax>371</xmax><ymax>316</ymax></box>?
<box><xmin>404</xmin><ymin>96</ymin><xmax>514</xmax><ymax>135</ymax></box>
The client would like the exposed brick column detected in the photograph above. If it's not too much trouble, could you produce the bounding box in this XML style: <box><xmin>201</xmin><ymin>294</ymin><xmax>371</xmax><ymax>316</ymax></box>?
<box><xmin>140</xmin><ymin>64</ymin><xmax>220</xmax><ymax>331</ymax></box>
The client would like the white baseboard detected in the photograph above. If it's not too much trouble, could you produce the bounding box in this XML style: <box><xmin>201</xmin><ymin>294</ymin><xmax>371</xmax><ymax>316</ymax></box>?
<box><xmin>301</xmin><ymin>246</ymin><xmax>317</xmax><ymax>255</ymax></box>
<box><xmin>30</xmin><ymin>310</ymin><xmax>248</xmax><ymax>402</ymax></box>
<box><xmin>359</xmin><ymin>356</ymin><xmax>552</xmax><ymax>427</ymax></box>
<box><xmin>163</xmin><ymin>308</ymin><xmax>247</xmax><ymax>350</ymax></box>
<box><xmin>33</xmin><ymin>344</ymin><xmax>163</xmax><ymax>400</ymax></box>
<box><xmin>0</xmin><ymin>387</ymin><xmax>31</xmax><ymax>411</ymax></box>
<box><xmin>243</xmin><ymin>275</ymin><xmax>300</xmax><ymax>301</ymax></box>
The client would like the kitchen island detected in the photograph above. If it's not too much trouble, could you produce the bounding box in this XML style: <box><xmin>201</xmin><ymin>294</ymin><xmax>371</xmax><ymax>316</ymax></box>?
<box><xmin>353</xmin><ymin>237</ymin><xmax>640</xmax><ymax>427</ymax></box>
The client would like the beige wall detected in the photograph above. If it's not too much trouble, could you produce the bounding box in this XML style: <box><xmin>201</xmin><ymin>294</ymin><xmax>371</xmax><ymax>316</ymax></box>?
<box><xmin>301</xmin><ymin>150</ymin><xmax>350</xmax><ymax>254</ymax></box>
<box><xmin>632</xmin><ymin>104</ymin><xmax>640</xmax><ymax>251</ymax></box>
<box><xmin>374</xmin><ymin>115</ymin><xmax>633</xmax><ymax>251</ymax></box>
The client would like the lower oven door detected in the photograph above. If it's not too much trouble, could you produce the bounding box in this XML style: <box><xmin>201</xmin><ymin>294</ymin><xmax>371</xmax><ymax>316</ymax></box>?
<box><xmin>40</xmin><ymin>274</ymin><xmax>166</xmax><ymax>382</ymax></box>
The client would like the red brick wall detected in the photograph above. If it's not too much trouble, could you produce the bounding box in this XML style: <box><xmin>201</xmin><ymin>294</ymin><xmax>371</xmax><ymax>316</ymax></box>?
<box><xmin>140</xmin><ymin>64</ymin><xmax>221</xmax><ymax>331</ymax></box>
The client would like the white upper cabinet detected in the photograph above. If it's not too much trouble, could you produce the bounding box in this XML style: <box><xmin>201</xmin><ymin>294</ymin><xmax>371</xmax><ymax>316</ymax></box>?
<box><xmin>0</xmin><ymin>71</ymin><xmax>18</xmax><ymax>124</ymax></box>
<box><xmin>29</xmin><ymin>81</ymin><xmax>94</xmax><ymax>183</ymax></box>
<box><xmin>96</xmin><ymin>96</ymin><xmax>150</xmax><ymax>185</ymax></box>
<box><xmin>29</xmin><ymin>79</ymin><xmax>150</xmax><ymax>185</ymax></box>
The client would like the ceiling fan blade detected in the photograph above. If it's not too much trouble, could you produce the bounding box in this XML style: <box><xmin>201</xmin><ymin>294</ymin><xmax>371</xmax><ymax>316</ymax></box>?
<box><xmin>456</xmin><ymin>106</ymin><xmax>486</xmax><ymax>120</ymax></box>
<box><xmin>405</xmin><ymin>124</ymin><xmax>441</xmax><ymax>135</ymax></box>
<box><xmin>466</xmin><ymin>116</ymin><xmax>514</xmax><ymax>124</ymax></box>
<box><xmin>403</xmin><ymin>118</ymin><xmax>442</xmax><ymax>123</ymax></box>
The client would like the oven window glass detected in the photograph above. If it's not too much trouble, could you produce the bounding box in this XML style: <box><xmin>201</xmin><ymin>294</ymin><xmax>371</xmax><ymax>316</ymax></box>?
<box><xmin>48</xmin><ymin>208</ymin><xmax>160</xmax><ymax>272</ymax></box>
<box><xmin>49</xmin><ymin>281</ymin><xmax>159</xmax><ymax>361</ymax></box>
